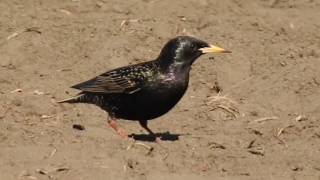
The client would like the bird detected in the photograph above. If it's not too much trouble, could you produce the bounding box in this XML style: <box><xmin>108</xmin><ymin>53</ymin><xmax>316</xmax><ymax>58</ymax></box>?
<box><xmin>58</xmin><ymin>36</ymin><xmax>231</xmax><ymax>143</ymax></box>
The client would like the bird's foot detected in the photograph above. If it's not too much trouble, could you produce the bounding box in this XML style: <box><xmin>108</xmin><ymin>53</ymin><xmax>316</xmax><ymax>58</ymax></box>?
<box><xmin>155</xmin><ymin>136</ymin><xmax>162</xmax><ymax>144</ymax></box>
<box><xmin>115</xmin><ymin>128</ymin><xmax>129</xmax><ymax>139</ymax></box>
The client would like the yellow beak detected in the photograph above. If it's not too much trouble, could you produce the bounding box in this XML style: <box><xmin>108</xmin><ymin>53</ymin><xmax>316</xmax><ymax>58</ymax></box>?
<box><xmin>199</xmin><ymin>45</ymin><xmax>231</xmax><ymax>54</ymax></box>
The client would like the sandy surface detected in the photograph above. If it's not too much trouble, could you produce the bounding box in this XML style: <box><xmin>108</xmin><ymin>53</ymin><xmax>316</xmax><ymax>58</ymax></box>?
<box><xmin>1</xmin><ymin>0</ymin><xmax>320</xmax><ymax>179</ymax></box>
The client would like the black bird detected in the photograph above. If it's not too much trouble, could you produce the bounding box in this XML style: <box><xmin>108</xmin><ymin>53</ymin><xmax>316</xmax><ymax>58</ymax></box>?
<box><xmin>59</xmin><ymin>36</ymin><xmax>230</xmax><ymax>142</ymax></box>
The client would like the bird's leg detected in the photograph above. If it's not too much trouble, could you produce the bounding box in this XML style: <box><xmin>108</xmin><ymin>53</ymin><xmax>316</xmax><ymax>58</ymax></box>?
<box><xmin>139</xmin><ymin>120</ymin><xmax>162</xmax><ymax>143</ymax></box>
<box><xmin>107</xmin><ymin>119</ymin><xmax>153</xmax><ymax>151</ymax></box>
<box><xmin>107</xmin><ymin>118</ymin><xmax>129</xmax><ymax>140</ymax></box>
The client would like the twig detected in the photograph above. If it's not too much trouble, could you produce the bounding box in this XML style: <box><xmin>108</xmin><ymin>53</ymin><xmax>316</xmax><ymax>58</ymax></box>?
<box><xmin>36</xmin><ymin>169</ymin><xmax>53</xmax><ymax>179</ymax></box>
<box><xmin>247</xmin><ymin>139</ymin><xmax>255</xmax><ymax>149</ymax></box>
<box><xmin>207</xmin><ymin>94</ymin><xmax>238</xmax><ymax>105</ymax></box>
<box><xmin>120</xmin><ymin>19</ymin><xmax>139</xmax><ymax>31</ymax></box>
<box><xmin>19</xmin><ymin>170</ymin><xmax>38</xmax><ymax>180</ymax></box>
<box><xmin>10</xmin><ymin>88</ymin><xmax>22</xmax><ymax>93</ymax></box>
<box><xmin>251</xmin><ymin>116</ymin><xmax>279</xmax><ymax>123</ymax></box>
<box><xmin>273</xmin><ymin>135</ymin><xmax>288</xmax><ymax>147</ymax></box>
<box><xmin>211</xmin><ymin>105</ymin><xmax>238</xmax><ymax>118</ymax></box>
<box><xmin>248</xmin><ymin>148</ymin><xmax>264</xmax><ymax>156</ymax></box>
<box><xmin>274</xmin><ymin>124</ymin><xmax>294</xmax><ymax>147</ymax></box>
<box><xmin>277</xmin><ymin>125</ymin><xmax>294</xmax><ymax>137</ymax></box>
<box><xmin>120</xmin><ymin>20</ymin><xmax>128</xmax><ymax>30</ymax></box>
<box><xmin>127</xmin><ymin>142</ymin><xmax>154</xmax><ymax>153</ymax></box>
<box><xmin>7</xmin><ymin>27</ymin><xmax>41</xmax><ymax>40</ymax></box>
<box><xmin>295</xmin><ymin>115</ymin><xmax>307</xmax><ymax>122</ymax></box>
<box><xmin>277</xmin><ymin>127</ymin><xmax>285</xmax><ymax>137</ymax></box>
<box><xmin>41</xmin><ymin>115</ymin><xmax>54</xmax><ymax>119</ymax></box>
<box><xmin>25</xmin><ymin>27</ymin><xmax>41</xmax><ymax>34</ymax></box>
<box><xmin>49</xmin><ymin>148</ymin><xmax>57</xmax><ymax>157</ymax></box>
<box><xmin>33</xmin><ymin>90</ymin><xmax>44</xmax><ymax>95</ymax></box>
<box><xmin>60</xmin><ymin>9</ymin><xmax>72</xmax><ymax>15</ymax></box>
<box><xmin>7</xmin><ymin>32</ymin><xmax>20</xmax><ymax>40</ymax></box>
<box><xmin>208</xmin><ymin>141</ymin><xmax>226</xmax><ymax>149</ymax></box>
<box><xmin>36</xmin><ymin>167</ymin><xmax>69</xmax><ymax>179</ymax></box>
<box><xmin>206</xmin><ymin>94</ymin><xmax>239</xmax><ymax>118</ymax></box>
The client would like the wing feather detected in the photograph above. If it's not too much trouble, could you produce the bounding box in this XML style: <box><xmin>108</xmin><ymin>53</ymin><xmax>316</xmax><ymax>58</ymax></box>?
<box><xmin>71</xmin><ymin>62</ymin><xmax>156</xmax><ymax>94</ymax></box>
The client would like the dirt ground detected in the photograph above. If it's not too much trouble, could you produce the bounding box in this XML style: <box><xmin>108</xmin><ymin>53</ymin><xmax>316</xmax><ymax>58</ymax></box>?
<box><xmin>0</xmin><ymin>0</ymin><xmax>320</xmax><ymax>179</ymax></box>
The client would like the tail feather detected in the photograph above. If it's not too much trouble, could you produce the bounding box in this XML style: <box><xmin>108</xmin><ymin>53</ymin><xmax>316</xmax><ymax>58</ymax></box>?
<box><xmin>57</xmin><ymin>95</ymin><xmax>85</xmax><ymax>104</ymax></box>
<box><xmin>57</xmin><ymin>94</ymin><xmax>103</xmax><ymax>106</ymax></box>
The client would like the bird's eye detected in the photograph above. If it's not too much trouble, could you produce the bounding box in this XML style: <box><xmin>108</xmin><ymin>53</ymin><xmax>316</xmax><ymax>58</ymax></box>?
<box><xmin>190</xmin><ymin>44</ymin><xmax>197</xmax><ymax>51</ymax></box>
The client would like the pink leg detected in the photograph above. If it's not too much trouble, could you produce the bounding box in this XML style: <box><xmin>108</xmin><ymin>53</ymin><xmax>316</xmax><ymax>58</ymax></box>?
<box><xmin>107</xmin><ymin>119</ymin><xmax>128</xmax><ymax>139</ymax></box>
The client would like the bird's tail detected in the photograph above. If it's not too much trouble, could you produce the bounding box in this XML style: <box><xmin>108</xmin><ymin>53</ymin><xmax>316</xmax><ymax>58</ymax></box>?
<box><xmin>57</xmin><ymin>94</ymin><xmax>86</xmax><ymax>104</ymax></box>
<box><xmin>57</xmin><ymin>93</ymin><xmax>101</xmax><ymax>105</ymax></box>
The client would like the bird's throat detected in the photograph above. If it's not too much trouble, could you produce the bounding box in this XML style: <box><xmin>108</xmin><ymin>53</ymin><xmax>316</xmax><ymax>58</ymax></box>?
<box><xmin>161</xmin><ymin>62</ymin><xmax>191</xmax><ymax>82</ymax></box>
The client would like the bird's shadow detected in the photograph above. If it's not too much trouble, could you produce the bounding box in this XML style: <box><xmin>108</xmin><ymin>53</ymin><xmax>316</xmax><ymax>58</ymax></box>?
<box><xmin>128</xmin><ymin>131</ymin><xmax>180</xmax><ymax>142</ymax></box>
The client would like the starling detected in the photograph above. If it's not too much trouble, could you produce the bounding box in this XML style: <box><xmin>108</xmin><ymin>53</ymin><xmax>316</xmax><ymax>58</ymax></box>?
<box><xmin>59</xmin><ymin>36</ymin><xmax>230</xmax><ymax>142</ymax></box>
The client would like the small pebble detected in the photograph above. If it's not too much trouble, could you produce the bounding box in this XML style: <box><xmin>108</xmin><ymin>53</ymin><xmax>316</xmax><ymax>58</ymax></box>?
<box><xmin>73</xmin><ymin>124</ymin><xmax>85</xmax><ymax>131</ymax></box>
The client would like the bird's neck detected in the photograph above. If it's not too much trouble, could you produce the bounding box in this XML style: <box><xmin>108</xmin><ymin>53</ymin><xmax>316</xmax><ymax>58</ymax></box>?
<box><xmin>159</xmin><ymin>61</ymin><xmax>191</xmax><ymax>80</ymax></box>
<box><xmin>157</xmin><ymin>55</ymin><xmax>191</xmax><ymax>71</ymax></box>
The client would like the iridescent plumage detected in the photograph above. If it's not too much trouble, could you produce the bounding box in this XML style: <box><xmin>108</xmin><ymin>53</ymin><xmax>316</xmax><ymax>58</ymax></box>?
<box><xmin>59</xmin><ymin>36</ymin><xmax>230</xmax><ymax>142</ymax></box>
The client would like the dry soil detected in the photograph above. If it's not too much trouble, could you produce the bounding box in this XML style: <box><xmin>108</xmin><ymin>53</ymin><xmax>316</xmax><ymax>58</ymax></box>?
<box><xmin>0</xmin><ymin>0</ymin><xmax>320</xmax><ymax>179</ymax></box>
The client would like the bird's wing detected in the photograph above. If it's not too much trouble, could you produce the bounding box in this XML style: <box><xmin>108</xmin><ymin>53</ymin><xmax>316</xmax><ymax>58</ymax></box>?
<box><xmin>71</xmin><ymin>63</ymin><xmax>155</xmax><ymax>94</ymax></box>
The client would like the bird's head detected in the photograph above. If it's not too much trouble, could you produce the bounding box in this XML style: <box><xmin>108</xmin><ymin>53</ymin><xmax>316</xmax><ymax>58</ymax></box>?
<box><xmin>157</xmin><ymin>36</ymin><xmax>231</xmax><ymax>70</ymax></box>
